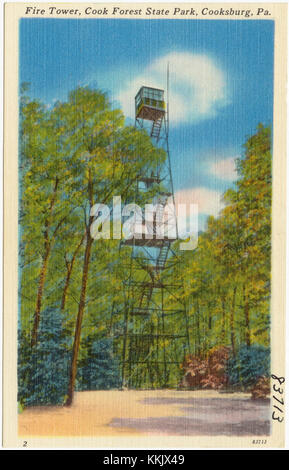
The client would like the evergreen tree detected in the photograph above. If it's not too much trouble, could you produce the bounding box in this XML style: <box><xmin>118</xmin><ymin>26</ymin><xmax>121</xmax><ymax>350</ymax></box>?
<box><xmin>77</xmin><ymin>337</ymin><xmax>120</xmax><ymax>390</ymax></box>
<box><xmin>21</xmin><ymin>307</ymin><xmax>71</xmax><ymax>406</ymax></box>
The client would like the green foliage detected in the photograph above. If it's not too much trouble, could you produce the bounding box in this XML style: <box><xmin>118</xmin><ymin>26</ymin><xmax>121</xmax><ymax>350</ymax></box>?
<box><xmin>18</xmin><ymin>331</ymin><xmax>33</xmax><ymax>406</ymax></box>
<box><xmin>173</xmin><ymin>124</ymin><xmax>271</xmax><ymax>359</ymax></box>
<box><xmin>77</xmin><ymin>338</ymin><xmax>120</xmax><ymax>390</ymax></box>
<box><xmin>19</xmin><ymin>84</ymin><xmax>166</xmax><ymax>398</ymax></box>
<box><xmin>226</xmin><ymin>344</ymin><xmax>270</xmax><ymax>388</ymax></box>
<box><xmin>18</xmin><ymin>402</ymin><xmax>24</xmax><ymax>414</ymax></box>
<box><xmin>18</xmin><ymin>80</ymin><xmax>272</xmax><ymax>396</ymax></box>
<box><xmin>18</xmin><ymin>307</ymin><xmax>71</xmax><ymax>406</ymax></box>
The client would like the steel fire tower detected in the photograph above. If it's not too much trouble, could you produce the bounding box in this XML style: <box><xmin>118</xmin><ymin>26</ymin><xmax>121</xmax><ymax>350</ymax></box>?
<box><xmin>113</xmin><ymin>84</ymin><xmax>191</xmax><ymax>388</ymax></box>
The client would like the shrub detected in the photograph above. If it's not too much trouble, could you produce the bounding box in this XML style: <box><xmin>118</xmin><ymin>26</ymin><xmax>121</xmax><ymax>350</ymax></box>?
<box><xmin>226</xmin><ymin>344</ymin><xmax>270</xmax><ymax>389</ymax></box>
<box><xmin>18</xmin><ymin>330</ymin><xmax>32</xmax><ymax>406</ymax></box>
<box><xmin>18</xmin><ymin>307</ymin><xmax>71</xmax><ymax>406</ymax></box>
<box><xmin>77</xmin><ymin>337</ymin><xmax>120</xmax><ymax>390</ymax></box>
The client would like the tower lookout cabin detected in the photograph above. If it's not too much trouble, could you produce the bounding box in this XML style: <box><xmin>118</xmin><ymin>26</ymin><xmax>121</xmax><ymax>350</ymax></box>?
<box><xmin>135</xmin><ymin>86</ymin><xmax>165</xmax><ymax>122</ymax></box>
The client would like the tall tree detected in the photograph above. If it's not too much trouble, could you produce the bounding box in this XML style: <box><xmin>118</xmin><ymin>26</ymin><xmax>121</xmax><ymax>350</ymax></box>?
<box><xmin>63</xmin><ymin>88</ymin><xmax>166</xmax><ymax>404</ymax></box>
<box><xmin>20</xmin><ymin>95</ymin><xmax>74</xmax><ymax>343</ymax></box>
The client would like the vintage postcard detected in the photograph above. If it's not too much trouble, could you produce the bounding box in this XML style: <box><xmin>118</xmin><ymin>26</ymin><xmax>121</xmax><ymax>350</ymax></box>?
<box><xmin>3</xmin><ymin>2</ymin><xmax>287</xmax><ymax>448</ymax></box>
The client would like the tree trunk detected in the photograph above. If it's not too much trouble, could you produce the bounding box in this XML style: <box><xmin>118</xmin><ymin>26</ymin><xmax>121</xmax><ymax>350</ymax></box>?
<box><xmin>244</xmin><ymin>287</ymin><xmax>251</xmax><ymax>348</ymax></box>
<box><xmin>195</xmin><ymin>300</ymin><xmax>201</xmax><ymax>356</ymax></box>
<box><xmin>230</xmin><ymin>286</ymin><xmax>237</xmax><ymax>356</ymax></box>
<box><xmin>61</xmin><ymin>267</ymin><xmax>72</xmax><ymax>310</ymax></box>
<box><xmin>65</xmin><ymin>168</ymin><xmax>118</xmax><ymax>405</ymax></box>
<box><xmin>31</xmin><ymin>243</ymin><xmax>50</xmax><ymax>346</ymax></box>
<box><xmin>65</xmin><ymin>232</ymin><xmax>93</xmax><ymax>406</ymax></box>
<box><xmin>243</xmin><ymin>285</ymin><xmax>251</xmax><ymax>347</ymax></box>
<box><xmin>221</xmin><ymin>296</ymin><xmax>226</xmax><ymax>344</ymax></box>
<box><xmin>61</xmin><ymin>235</ymin><xmax>84</xmax><ymax>310</ymax></box>
<box><xmin>31</xmin><ymin>177</ymin><xmax>59</xmax><ymax>346</ymax></box>
<box><xmin>208</xmin><ymin>301</ymin><xmax>212</xmax><ymax>330</ymax></box>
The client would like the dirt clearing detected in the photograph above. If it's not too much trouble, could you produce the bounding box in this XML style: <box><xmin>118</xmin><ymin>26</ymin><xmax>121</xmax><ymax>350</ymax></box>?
<box><xmin>19</xmin><ymin>390</ymin><xmax>270</xmax><ymax>437</ymax></box>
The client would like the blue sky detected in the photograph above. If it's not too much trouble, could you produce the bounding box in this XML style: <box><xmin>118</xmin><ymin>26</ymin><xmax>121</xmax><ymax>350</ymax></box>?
<box><xmin>20</xmin><ymin>19</ymin><xmax>274</xmax><ymax>230</ymax></box>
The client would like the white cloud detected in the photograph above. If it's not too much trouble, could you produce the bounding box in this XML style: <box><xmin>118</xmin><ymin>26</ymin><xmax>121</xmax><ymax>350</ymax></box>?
<box><xmin>117</xmin><ymin>52</ymin><xmax>229</xmax><ymax>125</ymax></box>
<box><xmin>209</xmin><ymin>157</ymin><xmax>237</xmax><ymax>181</ymax></box>
<box><xmin>174</xmin><ymin>187</ymin><xmax>225</xmax><ymax>217</ymax></box>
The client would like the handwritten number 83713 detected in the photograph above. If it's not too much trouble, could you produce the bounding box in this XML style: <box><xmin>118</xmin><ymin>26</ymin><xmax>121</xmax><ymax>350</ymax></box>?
<box><xmin>271</xmin><ymin>374</ymin><xmax>285</xmax><ymax>423</ymax></box>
